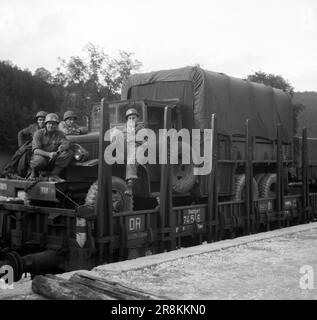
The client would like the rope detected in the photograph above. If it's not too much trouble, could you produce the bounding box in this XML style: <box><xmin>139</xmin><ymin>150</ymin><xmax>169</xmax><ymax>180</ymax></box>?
<box><xmin>55</xmin><ymin>187</ymin><xmax>79</xmax><ymax>208</ymax></box>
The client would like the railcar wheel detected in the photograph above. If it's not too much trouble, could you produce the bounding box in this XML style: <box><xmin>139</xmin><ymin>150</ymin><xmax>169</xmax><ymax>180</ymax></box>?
<box><xmin>258</xmin><ymin>173</ymin><xmax>277</xmax><ymax>198</ymax></box>
<box><xmin>85</xmin><ymin>176</ymin><xmax>133</xmax><ymax>212</ymax></box>
<box><xmin>232</xmin><ymin>174</ymin><xmax>259</xmax><ymax>201</ymax></box>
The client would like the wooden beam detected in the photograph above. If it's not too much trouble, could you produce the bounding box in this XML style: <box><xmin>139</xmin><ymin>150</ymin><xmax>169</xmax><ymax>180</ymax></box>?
<box><xmin>32</xmin><ymin>274</ymin><xmax>113</xmax><ymax>300</ymax></box>
<box><xmin>96</xmin><ymin>99</ymin><xmax>113</xmax><ymax>263</ymax></box>
<box><xmin>31</xmin><ymin>273</ymin><xmax>168</xmax><ymax>300</ymax></box>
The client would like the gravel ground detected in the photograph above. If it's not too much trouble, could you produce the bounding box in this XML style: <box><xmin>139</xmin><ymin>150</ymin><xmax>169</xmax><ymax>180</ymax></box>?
<box><xmin>95</xmin><ymin>229</ymin><xmax>317</xmax><ymax>300</ymax></box>
<box><xmin>1</xmin><ymin>225</ymin><xmax>317</xmax><ymax>300</ymax></box>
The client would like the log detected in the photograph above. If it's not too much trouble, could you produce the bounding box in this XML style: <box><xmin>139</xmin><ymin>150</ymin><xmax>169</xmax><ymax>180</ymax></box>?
<box><xmin>31</xmin><ymin>274</ymin><xmax>115</xmax><ymax>300</ymax></box>
<box><xmin>69</xmin><ymin>272</ymin><xmax>168</xmax><ymax>300</ymax></box>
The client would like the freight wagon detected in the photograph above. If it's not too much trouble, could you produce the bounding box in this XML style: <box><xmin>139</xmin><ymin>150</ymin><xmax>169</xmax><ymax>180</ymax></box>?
<box><xmin>1</xmin><ymin>66</ymin><xmax>316</xmax><ymax>280</ymax></box>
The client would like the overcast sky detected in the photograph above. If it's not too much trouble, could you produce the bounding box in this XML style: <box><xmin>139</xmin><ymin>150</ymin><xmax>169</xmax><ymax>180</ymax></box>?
<box><xmin>0</xmin><ymin>0</ymin><xmax>316</xmax><ymax>91</ymax></box>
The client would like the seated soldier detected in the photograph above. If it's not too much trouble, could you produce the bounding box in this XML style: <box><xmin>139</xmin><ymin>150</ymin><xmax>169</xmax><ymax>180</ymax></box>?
<box><xmin>123</xmin><ymin>108</ymin><xmax>146</xmax><ymax>196</ymax></box>
<box><xmin>2</xmin><ymin>111</ymin><xmax>47</xmax><ymax>177</ymax></box>
<box><xmin>29</xmin><ymin>113</ymin><xmax>74</xmax><ymax>182</ymax></box>
<box><xmin>18</xmin><ymin>111</ymin><xmax>47</xmax><ymax>147</ymax></box>
<box><xmin>58</xmin><ymin>110</ymin><xmax>88</xmax><ymax>135</ymax></box>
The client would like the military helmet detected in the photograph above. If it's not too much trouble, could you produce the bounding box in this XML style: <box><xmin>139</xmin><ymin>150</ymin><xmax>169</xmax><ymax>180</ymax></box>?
<box><xmin>35</xmin><ymin>111</ymin><xmax>48</xmax><ymax>119</ymax></box>
<box><xmin>63</xmin><ymin>110</ymin><xmax>77</xmax><ymax>121</ymax></box>
<box><xmin>45</xmin><ymin>113</ymin><xmax>59</xmax><ymax>124</ymax></box>
<box><xmin>125</xmin><ymin>108</ymin><xmax>139</xmax><ymax>119</ymax></box>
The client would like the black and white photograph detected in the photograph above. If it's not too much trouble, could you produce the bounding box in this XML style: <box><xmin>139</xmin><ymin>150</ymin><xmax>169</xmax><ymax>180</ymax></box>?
<box><xmin>0</xmin><ymin>0</ymin><xmax>317</xmax><ymax>307</ymax></box>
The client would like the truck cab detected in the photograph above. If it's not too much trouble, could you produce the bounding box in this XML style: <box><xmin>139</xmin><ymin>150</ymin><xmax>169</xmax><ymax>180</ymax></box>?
<box><xmin>66</xmin><ymin>98</ymin><xmax>189</xmax><ymax>207</ymax></box>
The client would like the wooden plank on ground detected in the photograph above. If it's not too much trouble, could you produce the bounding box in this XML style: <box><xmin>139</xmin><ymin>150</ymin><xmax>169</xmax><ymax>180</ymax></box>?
<box><xmin>31</xmin><ymin>272</ymin><xmax>168</xmax><ymax>300</ymax></box>
<box><xmin>70</xmin><ymin>272</ymin><xmax>168</xmax><ymax>300</ymax></box>
<box><xmin>31</xmin><ymin>274</ymin><xmax>114</xmax><ymax>300</ymax></box>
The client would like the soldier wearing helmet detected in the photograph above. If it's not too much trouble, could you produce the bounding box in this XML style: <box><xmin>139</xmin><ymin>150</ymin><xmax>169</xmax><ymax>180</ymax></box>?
<box><xmin>17</xmin><ymin>111</ymin><xmax>48</xmax><ymax>147</ymax></box>
<box><xmin>123</xmin><ymin>107</ymin><xmax>147</xmax><ymax>196</ymax></box>
<box><xmin>58</xmin><ymin>110</ymin><xmax>88</xmax><ymax>136</ymax></box>
<box><xmin>29</xmin><ymin>113</ymin><xmax>74</xmax><ymax>182</ymax></box>
<box><xmin>3</xmin><ymin>111</ymin><xmax>49</xmax><ymax>177</ymax></box>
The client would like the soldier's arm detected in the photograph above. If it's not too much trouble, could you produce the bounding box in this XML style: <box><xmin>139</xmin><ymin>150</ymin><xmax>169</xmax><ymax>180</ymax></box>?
<box><xmin>69</xmin><ymin>123</ymin><xmax>85</xmax><ymax>135</ymax></box>
<box><xmin>34</xmin><ymin>149</ymin><xmax>54</xmax><ymax>158</ymax></box>
<box><xmin>32</xmin><ymin>131</ymin><xmax>52</xmax><ymax>158</ymax></box>
<box><xmin>77</xmin><ymin>125</ymin><xmax>88</xmax><ymax>134</ymax></box>
<box><xmin>17</xmin><ymin>130</ymin><xmax>24</xmax><ymax>147</ymax></box>
<box><xmin>57</xmin><ymin>133</ymin><xmax>71</xmax><ymax>152</ymax></box>
<box><xmin>17</xmin><ymin>126</ymin><xmax>31</xmax><ymax>147</ymax></box>
<box><xmin>58</xmin><ymin>121</ymin><xmax>70</xmax><ymax>135</ymax></box>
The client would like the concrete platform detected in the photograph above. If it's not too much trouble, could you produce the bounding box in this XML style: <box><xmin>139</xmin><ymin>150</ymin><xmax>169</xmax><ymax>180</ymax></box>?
<box><xmin>94</xmin><ymin>222</ymin><xmax>317</xmax><ymax>274</ymax></box>
<box><xmin>1</xmin><ymin>222</ymin><xmax>317</xmax><ymax>299</ymax></box>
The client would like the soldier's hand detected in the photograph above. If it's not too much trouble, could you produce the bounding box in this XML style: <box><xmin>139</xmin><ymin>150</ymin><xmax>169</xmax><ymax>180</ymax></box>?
<box><xmin>49</xmin><ymin>152</ymin><xmax>58</xmax><ymax>159</ymax></box>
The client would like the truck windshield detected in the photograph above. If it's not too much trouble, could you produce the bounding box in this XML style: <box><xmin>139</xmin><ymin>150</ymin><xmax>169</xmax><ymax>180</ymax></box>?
<box><xmin>116</xmin><ymin>101</ymin><xmax>144</xmax><ymax>124</ymax></box>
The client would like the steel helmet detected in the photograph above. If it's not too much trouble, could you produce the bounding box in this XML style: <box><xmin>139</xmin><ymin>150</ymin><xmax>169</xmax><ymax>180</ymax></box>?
<box><xmin>45</xmin><ymin>113</ymin><xmax>59</xmax><ymax>124</ymax></box>
<box><xmin>63</xmin><ymin>110</ymin><xmax>77</xmax><ymax>121</ymax></box>
<box><xmin>35</xmin><ymin>111</ymin><xmax>48</xmax><ymax>119</ymax></box>
<box><xmin>125</xmin><ymin>108</ymin><xmax>139</xmax><ymax>119</ymax></box>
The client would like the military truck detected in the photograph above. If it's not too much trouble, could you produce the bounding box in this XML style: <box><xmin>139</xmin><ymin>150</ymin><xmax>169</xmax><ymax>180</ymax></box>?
<box><xmin>1</xmin><ymin>66</ymin><xmax>316</xmax><ymax>281</ymax></box>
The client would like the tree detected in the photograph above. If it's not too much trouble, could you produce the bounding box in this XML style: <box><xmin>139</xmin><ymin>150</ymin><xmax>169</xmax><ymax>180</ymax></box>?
<box><xmin>34</xmin><ymin>67</ymin><xmax>53</xmax><ymax>83</ymax></box>
<box><xmin>246</xmin><ymin>71</ymin><xmax>295</xmax><ymax>96</ymax></box>
<box><xmin>245</xmin><ymin>71</ymin><xmax>305</xmax><ymax>134</ymax></box>
<box><xmin>51</xmin><ymin>43</ymin><xmax>142</xmax><ymax>121</ymax></box>
<box><xmin>0</xmin><ymin>61</ymin><xmax>60</xmax><ymax>150</ymax></box>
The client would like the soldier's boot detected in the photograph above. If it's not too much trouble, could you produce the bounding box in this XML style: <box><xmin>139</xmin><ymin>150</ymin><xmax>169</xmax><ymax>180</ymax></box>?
<box><xmin>49</xmin><ymin>167</ymin><xmax>65</xmax><ymax>183</ymax></box>
<box><xmin>28</xmin><ymin>168</ymin><xmax>38</xmax><ymax>180</ymax></box>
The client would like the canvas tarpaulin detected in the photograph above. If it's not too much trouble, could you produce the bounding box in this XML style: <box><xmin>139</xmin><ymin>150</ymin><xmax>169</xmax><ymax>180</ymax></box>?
<box><xmin>121</xmin><ymin>66</ymin><xmax>293</xmax><ymax>142</ymax></box>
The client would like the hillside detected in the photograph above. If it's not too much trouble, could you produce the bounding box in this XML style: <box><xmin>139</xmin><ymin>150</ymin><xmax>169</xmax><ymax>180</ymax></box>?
<box><xmin>293</xmin><ymin>91</ymin><xmax>317</xmax><ymax>137</ymax></box>
<box><xmin>0</xmin><ymin>61</ymin><xmax>60</xmax><ymax>150</ymax></box>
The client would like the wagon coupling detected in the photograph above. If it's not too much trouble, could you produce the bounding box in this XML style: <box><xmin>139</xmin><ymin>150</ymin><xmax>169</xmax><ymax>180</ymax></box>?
<box><xmin>0</xmin><ymin>250</ymin><xmax>64</xmax><ymax>281</ymax></box>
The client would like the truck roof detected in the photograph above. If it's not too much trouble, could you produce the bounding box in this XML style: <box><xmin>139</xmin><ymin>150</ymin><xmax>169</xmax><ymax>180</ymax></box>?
<box><xmin>122</xmin><ymin>66</ymin><xmax>293</xmax><ymax>142</ymax></box>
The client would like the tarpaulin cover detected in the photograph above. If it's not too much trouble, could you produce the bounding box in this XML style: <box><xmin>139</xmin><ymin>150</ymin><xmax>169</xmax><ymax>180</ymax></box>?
<box><xmin>122</xmin><ymin>66</ymin><xmax>293</xmax><ymax>142</ymax></box>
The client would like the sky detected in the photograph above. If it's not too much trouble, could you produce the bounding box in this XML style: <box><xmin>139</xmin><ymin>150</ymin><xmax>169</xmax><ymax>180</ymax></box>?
<box><xmin>0</xmin><ymin>0</ymin><xmax>317</xmax><ymax>91</ymax></box>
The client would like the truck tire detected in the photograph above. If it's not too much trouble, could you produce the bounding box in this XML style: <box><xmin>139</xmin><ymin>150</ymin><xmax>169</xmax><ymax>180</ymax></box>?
<box><xmin>255</xmin><ymin>173</ymin><xmax>266</xmax><ymax>184</ymax></box>
<box><xmin>258</xmin><ymin>173</ymin><xmax>277</xmax><ymax>198</ymax></box>
<box><xmin>171</xmin><ymin>142</ymin><xmax>196</xmax><ymax>194</ymax></box>
<box><xmin>232</xmin><ymin>174</ymin><xmax>259</xmax><ymax>201</ymax></box>
<box><xmin>85</xmin><ymin>176</ymin><xmax>133</xmax><ymax>212</ymax></box>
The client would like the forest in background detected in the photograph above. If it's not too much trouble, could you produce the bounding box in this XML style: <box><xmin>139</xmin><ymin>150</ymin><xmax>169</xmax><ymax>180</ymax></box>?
<box><xmin>0</xmin><ymin>44</ymin><xmax>141</xmax><ymax>151</ymax></box>
<box><xmin>0</xmin><ymin>61</ymin><xmax>60</xmax><ymax>151</ymax></box>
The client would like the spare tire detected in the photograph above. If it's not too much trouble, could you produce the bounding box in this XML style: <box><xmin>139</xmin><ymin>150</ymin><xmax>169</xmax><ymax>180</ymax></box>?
<box><xmin>255</xmin><ymin>173</ymin><xmax>266</xmax><ymax>184</ymax></box>
<box><xmin>85</xmin><ymin>176</ymin><xmax>132</xmax><ymax>212</ymax></box>
<box><xmin>171</xmin><ymin>142</ymin><xmax>197</xmax><ymax>193</ymax></box>
<box><xmin>232</xmin><ymin>174</ymin><xmax>259</xmax><ymax>201</ymax></box>
<box><xmin>258</xmin><ymin>173</ymin><xmax>277</xmax><ymax>198</ymax></box>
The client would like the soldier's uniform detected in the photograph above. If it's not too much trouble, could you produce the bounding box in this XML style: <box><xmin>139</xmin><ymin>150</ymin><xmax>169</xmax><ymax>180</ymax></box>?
<box><xmin>2</xmin><ymin>111</ymin><xmax>47</xmax><ymax>177</ymax></box>
<box><xmin>18</xmin><ymin>123</ymin><xmax>40</xmax><ymax>147</ymax></box>
<box><xmin>124</xmin><ymin>122</ymin><xmax>145</xmax><ymax>181</ymax></box>
<box><xmin>30</xmin><ymin>128</ymin><xmax>73</xmax><ymax>176</ymax></box>
<box><xmin>123</xmin><ymin>108</ymin><xmax>148</xmax><ymax>195</ymax></box>
<box><xmin>30</xmin><ymin>114</ymin><xmax>74</xmax><ymax>179</ymax></box>
<box><xmin>58</xmin><ymin>110</ymin><xmax>88</xmax><ymax>135</ymax></box>
<box><xmin>59</xmin><ymin>121</ymin><xmax>88</xmax><ymax>135</ymax></box>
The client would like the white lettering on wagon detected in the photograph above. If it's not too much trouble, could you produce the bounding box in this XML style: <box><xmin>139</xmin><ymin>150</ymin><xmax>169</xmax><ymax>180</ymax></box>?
<box><xmin>40</xmin><ymin>187</ymin><xmax>49</xmax><ymax>195</ymax></box>
<box><xmin>129</xmin><ymin>217</ymin><xmax>142</xmax><ymax>231</ymax></box>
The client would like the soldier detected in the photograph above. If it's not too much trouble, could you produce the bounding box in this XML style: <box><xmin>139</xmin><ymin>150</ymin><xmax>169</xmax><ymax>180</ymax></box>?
<box><xmin>29</xmin><ymin>113</ymin><xmax>74</xmax><ymax>182</ymax></box>
<box><xmin>2</xmin><ymin>111</ymin><xmax>47</xmax><ymax>177</ymax></box>
<box><xmin>123</xmin><ymin>108</ymin><xmax>146</xmax><ymax>196</ymax></box>
<box><xmin>58</xmin><ymin>110</ymin><xmax>88</xmax><ymax>135</ymax></box>
<box><xmin>18</xmin><ymin>111</ymin><xmax>48</xmax><ymax>147</ymax></box>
